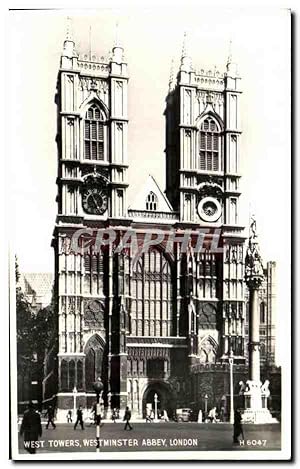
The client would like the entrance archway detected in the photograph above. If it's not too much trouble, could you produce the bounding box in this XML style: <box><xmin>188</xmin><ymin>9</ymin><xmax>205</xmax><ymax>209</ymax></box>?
<box><xmin>142</xmin><ymin>382</ymin><xmax>175</xmax><ymax>419</ymax></box>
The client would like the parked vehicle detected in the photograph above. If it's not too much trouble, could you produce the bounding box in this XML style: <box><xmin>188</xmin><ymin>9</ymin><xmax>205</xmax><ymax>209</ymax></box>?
<box><xmin>175</xmin><ymin>408</ymin><xmax>192</xmax><ymax>422</ymax></box>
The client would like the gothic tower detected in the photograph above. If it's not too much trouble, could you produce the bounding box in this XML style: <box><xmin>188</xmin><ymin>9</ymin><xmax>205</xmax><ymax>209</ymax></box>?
<box><xmin>52</xmin><ymin>20</ymin><xmax>129</xmax><ymax>417</ymax></box>
<box><xmin>165</xmin><ymin>36</ymin><xmax>246</xmax><ymax>366</ymax></box>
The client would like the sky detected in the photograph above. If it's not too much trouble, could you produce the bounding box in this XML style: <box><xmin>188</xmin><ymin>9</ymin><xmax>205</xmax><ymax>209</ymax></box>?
<box><xmin>8</xmin><ymin>8</ymin><xmax>291</xmax><ymax>365</ymax></box>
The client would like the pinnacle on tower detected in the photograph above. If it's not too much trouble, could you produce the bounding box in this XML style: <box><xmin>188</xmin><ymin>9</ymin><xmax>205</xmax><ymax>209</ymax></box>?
<box><xmin>112</xmin><ymin>21</ymin><xmax>124</xmax><ymax>64</ymax></box>
<box><xmin>226</xmin><ymin>39</ymin><xmax>238</xmax><ymax>77</ymax></box>
<box><xmin>182</xmin><ymin>31</ymin><xmax>188</xmax><ymax>58</ymax></box>
<box><xmin>62</xmin><ymin>16</ymin><xmax>76</xmax><ymax>59</ymax></box>
<box><xmin>180</xmin><ymin>31</ymin><xmax>192</xmax><ymax>72</ymax></box>
<box><xmin>66</xmin><ymin>16</ymin><xmax>74</xmax><ymax>43</ymax></box>
<box><xmin>168</xmin><ymin>58</ymin><xmax>175</xmax><ymax>92</ymax></box>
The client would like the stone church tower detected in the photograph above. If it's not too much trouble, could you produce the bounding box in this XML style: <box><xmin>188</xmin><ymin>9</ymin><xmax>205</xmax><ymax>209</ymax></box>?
<box><xmin>52</xmin><ymin>24</ymin><xmax>246</xmax><ymax>419</ymax></box>
<box><xmin>53</xmin><ymin>22</ymin><xmax>130</xmax><ymax>418</ymax></box>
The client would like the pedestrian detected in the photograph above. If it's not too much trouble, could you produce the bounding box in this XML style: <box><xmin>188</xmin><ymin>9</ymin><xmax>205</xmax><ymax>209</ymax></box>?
<box><xmin>20</xmin><ymin>402</ymin><xmax>42</xmax><ymax>454</ymax></box>
<box><xmin>74</xmin><ymin>405</ymin><xmax>84</xmax><ymax>430</ymax></box>
<box><xmin>123</xmin><ymin>406</ymin><xmax>133</xmax><ymax>430</ymax></box>
<box><xmin>197</xmin><ymin>409</ymin><xmax>203</xmax><ymax>423</ymax></box>
<box><xmin>208</xmin><ymin>406</ymin><xmax>217</xmax><ymax>423</ymax></box>
<box><xmin>145</xmin><ymin>407</ymin><xmax>152</xmax><ymax>423</ymax></box>
<box><xmin>162</xmin><ymin>409</ymin><xmax>169</xmax><ymax>422</ymax></box>
<box><xmin>67</xmin><ymin>410</ymin><xmax>72</xmax><ymax>423</ymax></box>
<box><xmin>112</xmin><ymin>408</ymin><xmax>118</xmax><ymax>423</ymax></box>
<box><xmin>45</xmin><ymin>405</ymin><xmax>56</xmax><ymax>429</ymax></box>
<box><xmin>233</xmin><ymin>409</ymin><xmax>244</xmax><ymax>443</ymax></box>
<box><xmin>220</xmin><ymin>406</ymin><xmax>225</xmax><ymax>423</ymax></box>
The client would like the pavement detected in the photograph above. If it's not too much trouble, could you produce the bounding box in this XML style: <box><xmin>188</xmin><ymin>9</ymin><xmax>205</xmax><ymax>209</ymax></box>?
<box><xmin>17</xmin><ymin>421</ymin><xmax>281</xmax><ymax>454</ymax></box>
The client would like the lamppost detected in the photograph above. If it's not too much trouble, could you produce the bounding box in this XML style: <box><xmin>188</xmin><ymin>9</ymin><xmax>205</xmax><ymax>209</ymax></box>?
<box><xmin>93</xmin><ymin>377</ymin><xmax>103</xmax><ymax>453</ymax></box>
<box><xmin>229</xmin><ymin>347</ymin><xmax>234</xmax><ymax>424</ymax></box>
<box><xmin>72</xmin><ymin>386</ymin><xmax>77</xmax><ymax>420</ymax></box>
<box><xmin>204</xmin><ymin>394</ymin><xmax>208</xmax><ymax>421</ymax></box>
<box><xmin>154</xmin><ymin>393</ymin><xmax>159</xmax><ymax>422</ymax></box>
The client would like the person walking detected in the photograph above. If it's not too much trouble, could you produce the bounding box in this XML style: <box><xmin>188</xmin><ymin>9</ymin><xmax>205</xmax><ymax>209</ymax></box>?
<box><xmin>208</xmin><ymin>406</ymin><xmax>217</xmax><ymax>423</ymax></box>
<box><xmin>112</xmin><ymin>408</ymin><xmax>118</xmax><ymax>423</ymax></box>
<box><xmin>67</xmin><ymin>410</ymin><xmax>72</xmax><ymax>423</ymax></box>
<box><xmin>233</xmin><ymin>409</ymin><xmax>244</xmax><ymax>443</ymax></box>
<box><xmin>145</xmin><ymin>408</ymin><xmax>152</xmax><ymax>423</ymax></box>
<box><xmin>45</xmin><ymin>405</ymin><xmax>56</xmax><ymax>429</ymax></box>
<box><xmin>123</xmin><ymin>406</ymin><xmax>133</xmax><ymax>430</ymax></box>
<box><xmin>74</xmin><ymin>405</ymin><xmax>84</xmax><ymax>430</ymax></box>
<box><xmin>20</xmin><ymin>402</ymin><xmax>42</xmax><ymax>454</ymax></box>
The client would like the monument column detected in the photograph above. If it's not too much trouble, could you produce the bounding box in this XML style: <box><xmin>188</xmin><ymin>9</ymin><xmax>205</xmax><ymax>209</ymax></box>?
<box><xmin>242</xmin><ymin>217</ymin><xmax>276</xmax><ymax>423</ymax></box>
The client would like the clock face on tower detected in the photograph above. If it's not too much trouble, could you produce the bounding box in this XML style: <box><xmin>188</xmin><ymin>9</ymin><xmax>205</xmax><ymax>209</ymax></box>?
<box><xmin>198</xmin><ymin>196</ymin><xmax>222</xmax><ymax>223</ymax></box>
<box><xmin>82</xmin><ymin>185</ymin><xmax>108</xmax><ymax>215</ymax></box>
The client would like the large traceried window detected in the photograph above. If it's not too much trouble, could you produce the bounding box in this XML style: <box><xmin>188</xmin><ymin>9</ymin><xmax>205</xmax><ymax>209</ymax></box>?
<box><xmin>130</xmin><ymin>250</ymin><xmax>173</xmax><ymax>337</ymax></box>
<box><xmin>84</xmin><ymin>104</ymin><xmax>105</xmax><ymax>161</ymax></box>
<box><xmin>199</xmin><ymin>116</ymin><xmax>222</xmax><ymax>171</ymax></box>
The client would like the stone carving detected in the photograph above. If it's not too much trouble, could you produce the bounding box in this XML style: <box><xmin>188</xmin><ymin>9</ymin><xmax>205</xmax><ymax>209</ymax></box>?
<box><xmin>261</xmin><ymin>380</ymin><xmax>270</xmax><ymax>397</ymax></box>
<box><xmin>79</xmin><ymin>77</ymin><xmax>109</xmax><ymax>93</ymax></box>
<box><xmin>199</xmin><ymin>303</ymin><xmax>216</xmax><ymax>326</ymax></box>
<box><xmin>128</xmin><ymin>347</ymin><xmax>170</xmax><ymax>359</ymax></box>
<box><xmin>197</xmin><ymin>90</ymin><xmax>224</xmax><ymax>105</ymax></box>
<box><xmin>245</xmin><ymin>216</ymin><xmax>264</xmax><ymax>288</ymax></box>
<box><xmin>68</xmin><ymin>297</ymin><xmax>76</xmax><ymax>314</ymax></box>
<box><xmin>245</xmin><ymin>380</ymin><xmax>261</xmax><ymax>393</ymax></box>
<box><xmin>198</xmin><ymin>335</ymin><xmax>217</xmax><ymax>364</ymax></box>
<box><xmin>59</xmin><ymin>236</ymin><xmax>71</xmax><ymax>255</ymax></box>
<box><xmin>238</xmin><ymin>381</ymin><xmax>246</xmax><ymax>395</ymax></box>
<box><xmin>198</xmin><ymin>180</ymin><xmax>223</xmax><ymax>198</ymax></box>
<box><xmin>84</xmin><ymin>299</ymin><xmax>104</xmax><ymax>329</ymax></box>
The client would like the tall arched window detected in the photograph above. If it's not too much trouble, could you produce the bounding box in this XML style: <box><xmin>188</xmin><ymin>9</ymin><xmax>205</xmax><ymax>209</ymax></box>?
<box><xmin>199</xmin><ymin>116</ymin><xmax>222</xmax><ymax>171</ymax></box>
<box><xmin>84</xmin><ymin>335</ymin><xmax>104</xmax><ymax>391</ymax></box>
<box><xmin>146</xmin><ymin>191</ymin><xmax>158</xmax><ymax>211</ymax></box>
<box><xmin>130</xmin><ymin>250</ymin><xmax>173</xmax><ymax>337</ymax></box>
<box><xmin>84</xmin><ymin>104</ymin><xmax>105</xmax><ymax>160</ymax></box>
<box><xmin>85</xmin><ymin>348</ymin><xmax>96</xmax><ymax>389</ymax></box>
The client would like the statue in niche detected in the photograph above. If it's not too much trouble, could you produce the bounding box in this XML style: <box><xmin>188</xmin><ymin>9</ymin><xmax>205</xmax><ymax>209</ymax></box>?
<box><xmin>198</xmin><ymin>336</ymin><xmax>217</xmax><ymax>364</ymax></box>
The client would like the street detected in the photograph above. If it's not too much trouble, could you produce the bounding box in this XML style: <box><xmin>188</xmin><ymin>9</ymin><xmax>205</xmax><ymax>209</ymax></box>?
<box><xmin>17</xmin><ymin>421</ymin><xmax>281</xmax><ymax>454</ymax></box>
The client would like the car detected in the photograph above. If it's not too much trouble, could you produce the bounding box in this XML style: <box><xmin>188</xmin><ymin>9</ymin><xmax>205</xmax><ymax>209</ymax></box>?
<box><xmin>175</xmin><ymin>408</ymin><xmax>192</xmax><ymax>422</ymax></box>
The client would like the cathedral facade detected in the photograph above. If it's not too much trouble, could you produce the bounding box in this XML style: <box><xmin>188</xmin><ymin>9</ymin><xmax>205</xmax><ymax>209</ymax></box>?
<box><xmin>52</xmin><ymin>24</ymin><xmax>247</xmax><ymax>419</ymax></box>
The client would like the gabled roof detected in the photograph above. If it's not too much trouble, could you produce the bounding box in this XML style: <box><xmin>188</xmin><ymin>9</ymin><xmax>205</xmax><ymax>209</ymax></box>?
<box><xmin>129</xmin><ymin>175</ymin><xmax>173</xmax><ymax>212</ymax></box>
<box><xmin>19</xmin><ymin>272</ymin><xmax>53</xmax><ymax>298</ymax></box>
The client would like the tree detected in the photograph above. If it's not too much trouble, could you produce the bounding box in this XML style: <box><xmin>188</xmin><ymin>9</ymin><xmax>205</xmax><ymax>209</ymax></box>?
<box><xmin>16</xmin><ymin>257</ymin><xmax>35</xmax><ymax>360</ymax></box>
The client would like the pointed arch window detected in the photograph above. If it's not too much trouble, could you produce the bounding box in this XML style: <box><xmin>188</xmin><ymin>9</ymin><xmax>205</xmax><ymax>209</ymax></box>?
<box><xmin>84</xmin><ymin>104</ymin><xmax>105</xmax><ymax>161</ymax></box>
<box><xmin>146</xmin><ymin>191</ymin><xmax>158</xmax><ymax>211</ymax></box>
<box><xmin>199</xmin><ymin>116</ymin><xmax>222</xmax><ymax>171</ymax></box>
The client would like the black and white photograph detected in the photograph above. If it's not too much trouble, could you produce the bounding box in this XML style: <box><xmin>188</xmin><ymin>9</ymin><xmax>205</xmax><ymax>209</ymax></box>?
<box><xmin>8</xmin><ymin>6</ymin><xmax>291</xmax><ymax>461</ymax></box>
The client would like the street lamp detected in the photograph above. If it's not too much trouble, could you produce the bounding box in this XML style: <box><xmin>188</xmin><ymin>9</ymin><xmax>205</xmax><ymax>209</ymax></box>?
<box><xmin>229</xmin><ymin>347</ymin><xmax>234</xmax><ymax>425</ymax></box>
<box><xmin>204</xmin><ymin>394</ymin><xmax>208</xmax><ymax>421</ymax></box>
<box><xmin>72</xmin><ymin>387</ymin><xmax>77</xmax><ymax>420</ymax></box>
<box><xmin>93</xmin><ymin>377</ymin><xmax>104</xmax><ymax>453</ymax></box>
<box><xmin>154</xmin><ymin>393</ymin><xmax>159</xmax><ymax>422</ymax></box>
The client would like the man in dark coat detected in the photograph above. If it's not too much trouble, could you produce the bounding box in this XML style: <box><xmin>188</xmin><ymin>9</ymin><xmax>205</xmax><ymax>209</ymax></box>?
<box><xmin>74</xmin><ymin>405</ymin><xmax>84</xmax><ymax>430</ymax></box>
<box><xmin>233</xmin><ymin>409</ymin><xmax>244</xmax><ymax>443</ymax></box>
<box><xmin>45</xmin><ymin>405</ymin><xmax>56</xmax><ymax>429</ymax></box>
<box><xmin>123</xmin><ymin>406</ymin><xmax>133</xmax><ymax>430</ymax></box>
<box><xmin>20</xmin><ymin>402</ymin><xmax>42</xmax><ymax>454</ymax></box>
